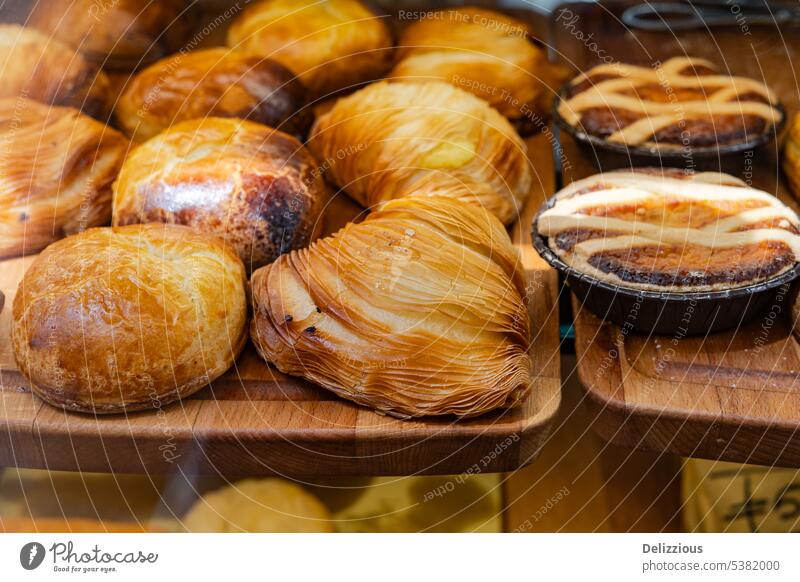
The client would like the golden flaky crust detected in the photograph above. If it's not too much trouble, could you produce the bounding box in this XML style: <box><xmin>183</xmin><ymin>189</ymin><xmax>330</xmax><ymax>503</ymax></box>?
<box><xmin>12</xmin><ymin>224</ymin><xmax>248</xmax><ymax>414</ymax></box>
<box><xmin>29</xmin><ymin>0</ymin><xmax>189</xmax><ymax>72</ymax></box>
<box><xmin>113</xmin><ymin>118</ymin><xmax>325</xmax><ymax>271</ymax></box>
<box><xmin>0</xmin><ymin>25</ymin><xmax>111</xmax><ymax>119</ymax></box>
<box><xmin>116</xmin><ymin>48</ymin><xmax>311</xmax><ymax>142</ymax></box>
<box><xmin>250</xmin><ymin>196</ymin><xmax>531</xmax><ymax>419</ymax></box>
<box><xmin>784</xmin><ymin>115</ymin><xmax>800</xmax><ymax>199</ymax></box>
<box><xmin>308</xmin><ymin>80</ymin><xmax>531</xmax><ymax>224</ymax></box>
<box><xmin>227</xmin><ymin>0</ymin><xmax>393</xmax><ymax>97</ymax></box>
<box><xmin>391</xmin><ymin>7</ymin><xmax>557</xmax><ymax>130</ymax></box>
<box><xmin>0</xmin><ymin>98</ymin><xmax>129</xmax><ymax>259</ymax></box>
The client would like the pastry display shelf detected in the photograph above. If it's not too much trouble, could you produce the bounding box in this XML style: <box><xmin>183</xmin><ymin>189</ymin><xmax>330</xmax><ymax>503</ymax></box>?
<box><xmin>554</xmin><ymin>1</ymin><xmax>800</xmax><ymax>467</ymax></box>
<box><xmin>0</xmin><ymin>135</ymin><xmax>561</xmax><ymax>478</ymax></box>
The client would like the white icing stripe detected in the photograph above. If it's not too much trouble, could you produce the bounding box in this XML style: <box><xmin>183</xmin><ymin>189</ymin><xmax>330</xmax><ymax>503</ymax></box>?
<box><xmin>709</xmin><ymin>207</ymin><xmax>799</xmax><ymax>232</ymax></box>
<box><xmin>554</xmin><ymin>170</ymin><xmax>745</xmax><ymax>200</ymax></box>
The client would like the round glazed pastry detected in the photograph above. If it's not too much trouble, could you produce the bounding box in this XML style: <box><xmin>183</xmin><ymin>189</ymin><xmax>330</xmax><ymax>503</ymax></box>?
<box><xmin>309</xmin><ymin>81</ymin><xmax>531</xmax><ymax>225</ymax></box>
<box><xmin>0</xmin><ymin>25</ymin><xmax>111</xmax><ymax>119</ymax></box>
<box><xmin>250</xmin><ymin>196</ymin><xmax>531</xmax><ymax>419</ymax></box>
<box><xmin>113</xmin><ymin>118</ymin><xmax>325</xmax><ymax>271</ymax></box>
<box><xmin>29</xmin><ymin>0</ymin><xmax>190</xmax><ymax>71</ymax></box>
<box><xmin>116</xmin><ymin>48</ymin><xmax>310</xmax><ymax>142</ymax></box>
<box><xmin>0</xmin><ymin>98</ymin><xmax>129</xmax><ymax>258</ymax></box>
<box><xmin>12</xmin><ymin>224</ymin><xmax>248</xmax><ymax>414</ymax></box>
<box><xmin>183</xmin><ymin>479</ymin><xmax>334</xmax><ymax>533</ymax></box>
<box><xmin>391</xmin><ymin>7</ymin><xmax>558</xmax><ymax>132</ymax></box>
<box><xmin>227</xmin><ymin>0</ymin><xmax>393</xmax><ymax>97</ymax></box>
<box><xmin>537</xmin><ymin>169</ymin><xmax>800</xmax><ymax>292</ymax></box>
<box><xmin>558</xmin><ymin>57</ymin><xmax>783</xmax><ymax>149</ymax></box>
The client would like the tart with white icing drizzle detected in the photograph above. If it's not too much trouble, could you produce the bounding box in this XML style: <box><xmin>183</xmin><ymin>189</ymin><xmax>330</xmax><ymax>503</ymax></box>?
<box><xmin>557</xmin><ymin>57</ymin><xmax>783</xmax><ymax>149</ymax></box>
<box><xmin>537</xmin><ymin>169</ymin><xmax>800</xmax><ymax>293</ymax></box>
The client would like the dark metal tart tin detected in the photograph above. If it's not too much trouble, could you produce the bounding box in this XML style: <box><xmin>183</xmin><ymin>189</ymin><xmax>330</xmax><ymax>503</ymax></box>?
<box><xmin>554</xmin><ymin>87</ymin><xmax>786</xmax><ymax>175</ymax></box>
<box><xmin>532</xmin><ymin>198</ymin><xmax>800</xmax><ymax>336</ymax></box>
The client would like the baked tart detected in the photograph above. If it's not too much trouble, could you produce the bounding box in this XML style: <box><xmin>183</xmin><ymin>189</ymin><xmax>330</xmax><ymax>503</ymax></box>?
<box><xmin>534</xmin><ymin>169</ymin><xmax>800</xmax><ymax>333</ymax></box>
<box><xmin>557</xmin><ymin>57</ymin><xmax>783</xmax><ymax>167</ymax></box>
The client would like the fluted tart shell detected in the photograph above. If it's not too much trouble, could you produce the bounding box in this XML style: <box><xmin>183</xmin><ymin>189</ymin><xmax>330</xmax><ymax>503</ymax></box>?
<box><xmin>0</xmin><ymin>25</ymin><xmax>111</xmax><ymax>119</ymax></box>
<box><xmin>0</xmin><ymin>98</ymin><xmax>129</xmax><ymax>259</ymax></box>
<box><xmin>227</xmin><ymin>0</ymin><xmax>393</xmax><ymax>97</ymax></box>
<box><xmin>308</xmin><ymin>80</ymin><xmax>531</xmax><ymax>225</ymax></box>
<box><xmin>12</xmin><ymin>224</ymin><xmax>248</xmax><ymax>414</ymax></box>
<box><xmin>116</xmin><ymin>48</ymin><xmax>310</xmax><ymax>142</ymax></box>
<box><xmin>113</xmin><ymin>118</ymin><xmax>325</xmax><ymax>271</ymax></box>
<box><xmin>250</xmin><ymin>196</ymin><xmax>532</xmax><ymax>419</ymax></box>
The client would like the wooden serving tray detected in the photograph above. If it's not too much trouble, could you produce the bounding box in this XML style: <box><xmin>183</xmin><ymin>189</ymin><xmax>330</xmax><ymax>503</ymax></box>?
<box><xmin>0</xmin><ymin>135</ymin><xmax>561</xmax><ymax>477</ymax></box>
<box><xmin>553</xmin><ymin>2</ymin><xmax>800</xmax><ymax>466</ymax></box>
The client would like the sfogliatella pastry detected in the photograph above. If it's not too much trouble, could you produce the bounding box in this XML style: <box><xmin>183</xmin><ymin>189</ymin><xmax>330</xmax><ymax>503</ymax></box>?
<box><xmin>557</xmin><ymin>57</ymin><xmax>783</xmax><ymax>150</ymax></box>
<box><xmin>537</xmin><ymin>169</ymin><xmax>800</xmax><ymax>292</ymax></box>
<box><xmin>113</xmin><ymin>118</ymin><xmax>325</xmax><ymax>271</ymax></box>
<box><xmin>12</xmin><ymin>224</ymin><xmax>248</xmax><ymax>414</ymax></box>
<box><xmin>783</xmin><ymin>115</ymin><xmax>800</xmax><ymax>198</ymax></box>
<box><xmin>0</xmin><ymin>98</ymin><xmax>128</xmax><ymax>258</ymax></box>
<box><xmin>116</xmin><ymin>48</ymin><xmax>310</xmax><ymax>142</ymax></box>
<box><xmin>391</xmin><ymin>7</ymin><xmax>559</xmax><ymax>133</ymax></box>
<box><xmin>308</xmin><ymin>81</ymin><xmax>531</xmax><ymax>225</ymax></box>
<box><xmin>29</xmin><ymin>0</ymin><xmax>190</xmax><ymax>71</ymax></box>
<box><xmin>0</xmin><ymin>25</ymin><xmax>111</xmax><ymax>119</ymax></box>
<box><xmin>250</xmin><ymin>196</ymin><xmax>531</xmax><ymax>419</ymax></box>
<box><xmin>227</xmin><ymin>0</ymin><xmax>393</xmax><ymax>97</ymax></box>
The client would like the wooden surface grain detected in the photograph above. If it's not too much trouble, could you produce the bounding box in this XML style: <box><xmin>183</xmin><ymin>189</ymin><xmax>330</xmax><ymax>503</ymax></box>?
<box><xmin>554</xmin><ymin>1</ymin><xmax>800</xmax><ymax>467</ymax></box>
<box><xmin>0</xmin><ymin>134</ymin><xmax>561</xmax><ymax>477</ymax></box>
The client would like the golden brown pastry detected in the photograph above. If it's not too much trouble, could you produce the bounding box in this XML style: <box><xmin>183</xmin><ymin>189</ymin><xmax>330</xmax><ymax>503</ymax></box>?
<box><xmin>308</xmin><ymin>80</ymin><xmax>531</xmax><ymax>225</ymax></box>
<box><xmin>250</xmin><ymin>196</ymin><xmax>531</xmax><ymax>419</ymax></box>
<box><xmin>29</xmin><ymin>0</ymin><xmax>190</xmax><ymax>71</ymax></box>
<box><xmin>113</xmin><ymin>118</ymin><xmax>325</xmax><ymax>271</ymax></box>
<box><xmin>538</xmin><ymin>169</ymin><xmax>800</xmax><ymax>292</ymax></box>
<box><xmin>12</xmin><ymin>224</ymin><xmax>247</xmax><ymax>414</ymax></box>
<box><xmin>0</xmin><ymin>98</ymin><xmax>128</xmax><ymax>259</ymax></box>
<box><xmin>116</xmin><ymin>48</ymin><xmax>310</xmax><ymax>142</ymax></box>
<box><xmin>0</xmin><ymin>25</ymin><xmax>111</xmax><ymax>119</ymax></box>
<box><xmin>391</xmin><ymin>7</ymin><xmax>558</xmax><ymax>132</ymax></box>
<box><xmin>227</xmin><ymin>0</ymin><xmax>393</xmax><ymax>97</ymax></box>
<box><xmin>183</xmin><ymin>479</ymin><xmax>334</xmax><ymax>533</ymax></box>
<box><xmin>559</xmin><ymin>57</ymin><xmax>782</xmax><ymax>149</ymax></box>
<box><xmin>783</xmin><ymin>115</ymin><xmax>800</xmax><ymax>198</ymax></box>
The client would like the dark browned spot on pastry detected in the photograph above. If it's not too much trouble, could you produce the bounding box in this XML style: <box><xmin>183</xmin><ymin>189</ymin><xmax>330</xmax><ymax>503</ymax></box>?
<box><xmin>653</xmin><ymin>115</ymin><xmax>767</xmax><ymax>146</ymax></box>
<box><xmin>578</xmin><ymin>107</ymin><xmax>640</xmax><ymax>138</ymax></box>
<box><xmin>554</xmin><ymin>228</ymin><xmax>608</xmax><ymax>252</ymax></box>
<box><xmin>246</xmin><ymin>174</ymin><xmax>309</xmax><ymax>258</ymax></box>
<box><xmin>284</xmin><ymin>315</ymin><xmax>293</xmax><ymax>322</ymax></box>
<box><xmin>305</xmin><ymin>326</ymin><xmax>316</xmax><ymax>334</ymax></box>
<box><xmin>588</xmin><ymin>241</ymin><xmax>794</xmax><ymax>287</ymax></box>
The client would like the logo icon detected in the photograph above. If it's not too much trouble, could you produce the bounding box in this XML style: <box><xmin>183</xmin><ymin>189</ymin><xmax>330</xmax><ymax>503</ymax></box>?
<box><xmin>20</xmin><ymin>542</ymin><xmax>46</xmax><ymax>570</ymax></box>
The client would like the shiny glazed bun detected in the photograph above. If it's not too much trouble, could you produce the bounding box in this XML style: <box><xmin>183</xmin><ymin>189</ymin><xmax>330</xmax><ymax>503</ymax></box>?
<box><xmin>12</xmin><ymin>224</ymin><xmax>248</xmax><ymax>414</ymax></box>
<box><xmin>227</xmin><ymin>0</ymin><xmax>393</xmax><ymax>97</ymax></box>
<box><xmin>0</xmin><ymin>98</ymin><xmax>129</xmax><ymax>258</ymax></box>
<box><xmin>183</xmin><ymin>479</ymin><xmax>334</xmax><ymax>533</ymax></box>
<box><xmin>116</xmin><ymin>48</ymin><xmax>310</xmax><ymax>142</ymax></box>
<box><xmin>308</xmin><ymin>80</ymin><xmax>531</xmax><ymax>224</ymax></box>
<box><xmin>29</xmin><ymin>0</ymin><xmax>190</xmax><ymax>71</ymax></box>
<box><xmin>250</xmin><ymin>196</ymin><xmax>531</xmax><ymax>419</ymax></box>
<box><xmin>0</xmin><ymin>25</ymin><xmax>111</xmax><ymax>119</ymax></box>
<box><xmin>391</xmin><ymin>7</ymin><xmax>557</xmax><ymax>132</ymax></box>
<box><xmin>113</xmin><ymin>118</ymin><xmax>325</xmax><ymax>271</ymax></box>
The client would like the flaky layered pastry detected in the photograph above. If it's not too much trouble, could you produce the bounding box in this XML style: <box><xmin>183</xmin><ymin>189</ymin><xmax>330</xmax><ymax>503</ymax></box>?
<box><xmin>113</xmin><ymin>118</ymin><xmax>325</xmax><ymax>271</ymax></box>
<box><xmin>0</xmin><ymin>25</ymin><xmax>111</xmax><ymax>119</ymax></box>
<box><xmin>29</xmin><ymin>0</ymin><xmax>189</xmax><ymax>71</ymax></box>
<box><xmin>0</xmin><ymin>98</ymin><xmax>128</xmax><ymax>258</ymax></box>
<box><xmin>250</xmin><ymin>196</ymin><xmax>532</xmax><ymax>419</ymax></box>
<box><xmin>117</xmin><ymin>48</ymin><xmax>310</xmax><ymax>142</ymax></box>
<box><xmin>783</xmin><ymin>115</ymin><xmax>800</xmax><ymax>199</ymax></box>
<box><xmin>538</xmin><ymin>169</ymin><xmax>800</xmax><ymax>293</ymax></box>
<box><xmin>227</xmin><ymin>0</ymin><xmax>393</xmax><ymax>97</ymax></box>
<box><xmin>559</xmin><ymin>57</ymin><xmax>782</xmax><ymax>148</ymax></box>
<box><xmin>391</xmin><ymin>7</ymin><xmax>559</xmax><ymax>132</ymax></box>
<box><xmin>309</xmin><ymin>81</ymin><xmax>531</xmax><ymax>224</ymax></box>
<box><xmin>12</xmin><ymin>224</ymin><xmax>248</xmax><ymax>414</ymax></box>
